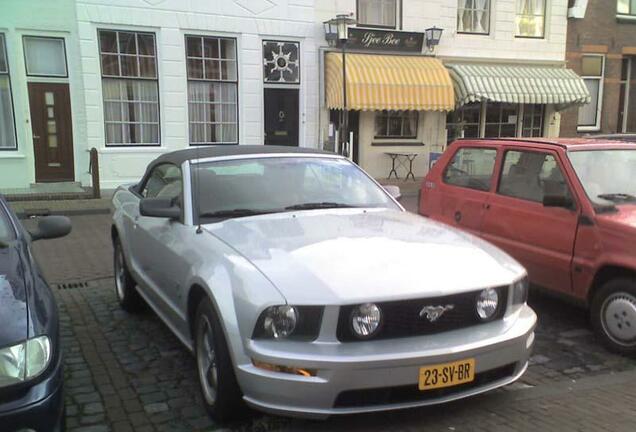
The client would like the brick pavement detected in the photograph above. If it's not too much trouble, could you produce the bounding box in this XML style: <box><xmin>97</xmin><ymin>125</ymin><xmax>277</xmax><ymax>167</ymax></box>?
<box><xmin>26</xmin><ymin>212</ymin><xmax>636</xmax><ymax>431</ymax></box>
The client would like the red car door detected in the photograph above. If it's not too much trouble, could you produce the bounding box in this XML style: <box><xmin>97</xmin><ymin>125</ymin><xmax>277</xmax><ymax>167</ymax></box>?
<box><xmin>480</xmin><ymin>147</ymin><xmax>579</xmax><ymax>294</ymax></box>
<box><xmin>425</xmin><ymin>146</ymin><xmax>498</xmax><ymax>235</ymax></box>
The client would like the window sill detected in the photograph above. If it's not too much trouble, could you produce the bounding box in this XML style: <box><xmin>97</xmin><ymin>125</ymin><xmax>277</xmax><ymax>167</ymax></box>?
<box><xmin>0</xmin><ymin>153</ymin><xmax>25</xmax><ymax>159</ymax></box>
<box><xmin>577</xmin><ymin>126</ymin><xmax>600</xmax><ymax>132</ymax></box>
<box><xmin>371</xmin><ymin>141</ymin><xmax>425</xmax><ymax>147</ymax></box>
<box><xmin>99</xmin><ymin>146</ymin><xmax>168</xmax><ymax>154</ymax></box>
<box><xmin>617</xmin><ymin>14</ymin><xmax>636</xmax><ymax>22</ymax></box>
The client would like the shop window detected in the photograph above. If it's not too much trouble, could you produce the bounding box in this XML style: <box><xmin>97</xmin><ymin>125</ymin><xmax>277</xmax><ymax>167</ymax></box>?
<box><xmin>522</xmin><ymin>104</ymin><xmax>545</xmax><ymax>137</ymax></box>
<box><xmin>23</xmin><ymin>36</ymin><xmax>67</xmax><ymax>77</ymax></box>
<box><xmin>99</xmin><ymin>30</ymin><xmax>160</xmax><ymax>146</ymax></box>
<box><xmin>375</xmin><ymin>111</ymin><xmax>418</xmax><ymax>139</ymax></box>
<box><xmin>499</xmin><ymin>151</ymin><xmax>571</xmax><ymax>203</ymax></box>
<box><xmin>515</xmin><ymin>0</ymin><xmax>546</xmax><ymax>38</ymax></box>
<box><xmin>0</xmin><ymin>33</ymin><xmax>16</xmax><ymax>150</ymax></box>
<box><xmin>443</xmin><ymin>147</ymin><xmax>497</xmax><ymax>192</ymax></box>
<box><xmin>457</xmin><ymin>0</ymin><xmax>490</xmax><ymax>34</ymax></box>
<box><xmin>263</xmin><ymin>41</ymin><xmax>299</xmax><ymax>84</ymax></box>
<box><xmin>484</xmin><ymin>103</ymin><xmax>518</xmax><ymax>137</ymax></box>
<box><xmin>577</xmin><ymin>55</ymin><xmax>604</xmax><ymax>131</ymax></box>
<box><xmin>446</xmin><ymin>103</ymin><xmax>480</xmax><ymax>143</ymax></box>
<box><xmin>357</xmin><ymin>0</ymin><xmax>398</xmax><ymax>28</ymax></box>
<box><xmin>186</xmin><ymin>36</ymin><xmax>238</xmax><ymax>145</ymax></box>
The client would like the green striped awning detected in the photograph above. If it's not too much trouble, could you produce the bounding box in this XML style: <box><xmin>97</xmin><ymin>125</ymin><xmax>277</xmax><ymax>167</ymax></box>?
<box><xmin>446</xmin><ymin>63</ymin><xmax>591</xmax><ymax>110</ymax></box>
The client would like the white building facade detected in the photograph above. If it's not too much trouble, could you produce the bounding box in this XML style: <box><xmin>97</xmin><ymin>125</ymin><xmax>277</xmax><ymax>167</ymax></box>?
<box><xmin>76</xmin><ymin>0</ymin><xmax>319</xmax><ymax>189</ymax></box>
<box><xmin>316</xmin><ymin>0</ymin><xmax>588</xmax><ymax>179</ymax></box>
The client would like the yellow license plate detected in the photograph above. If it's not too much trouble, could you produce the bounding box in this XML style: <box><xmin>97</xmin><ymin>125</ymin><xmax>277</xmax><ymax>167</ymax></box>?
<box><xmin>418</xmin><ymin>358</ymin><xmax>475</xmax><ymax>391</ymax></box>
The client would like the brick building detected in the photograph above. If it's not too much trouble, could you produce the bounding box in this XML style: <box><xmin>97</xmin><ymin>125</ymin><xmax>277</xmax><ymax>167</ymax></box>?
<box><xmin>561</xmin><ymin>0</ymin><xmax>636</xmax><ymax>135</ymax></box>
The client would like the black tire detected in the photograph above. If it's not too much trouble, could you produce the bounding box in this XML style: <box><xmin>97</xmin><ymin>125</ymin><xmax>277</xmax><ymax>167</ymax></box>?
<box><xmin>113</xmin><ymin>237</ymin><xmax>144</xmax><ymax>313</ymax></box>
<box><xmin>194</xmin><ymin>298</ymin><xmax>245</xmax><ymax>422</ymax></box>
<box><xmin>590</xmin><ymin>277</ymin><xmax>636</xmax><ymax>356</ymax></box>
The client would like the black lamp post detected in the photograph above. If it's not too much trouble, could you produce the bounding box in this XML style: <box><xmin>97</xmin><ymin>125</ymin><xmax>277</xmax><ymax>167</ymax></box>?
<box><xmin>324</xmin><ymin>14</ymin><xmax>356</xmax><ymax>157</ymax></box>
<box><xmin>424</xmin><ymin>26</ymin><xmax>444</xmax><ymax>53</ymax></box>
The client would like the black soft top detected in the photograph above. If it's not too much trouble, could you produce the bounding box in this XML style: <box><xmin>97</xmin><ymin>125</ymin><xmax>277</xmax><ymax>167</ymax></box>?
<box><xmin>151</xmin><ymin>145</ymin><xmax>332</xmax><ymax>168</ymax></box>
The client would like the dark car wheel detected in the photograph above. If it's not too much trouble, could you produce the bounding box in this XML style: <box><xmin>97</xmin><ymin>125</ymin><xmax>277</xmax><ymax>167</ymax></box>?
<box><xmin>194</xmin><ymin>298</ymin><xmax>245</xmax><ymax>422</ymax></box>
<box><xmin>113</xmin><ymin>238</ymin><xmax>144</xmax><ymax>313</ymax></box>
<box><xmin>591</xmin><ymin>278</ymin><xmax>636</xmax><ymax>356</ymax></box>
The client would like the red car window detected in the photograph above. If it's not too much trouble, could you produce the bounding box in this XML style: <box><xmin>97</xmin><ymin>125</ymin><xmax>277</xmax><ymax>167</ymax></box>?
<box><xmin>442</xmin><ymin>147</ymin><xmax>497</xmax><ymax>192</ymax></box>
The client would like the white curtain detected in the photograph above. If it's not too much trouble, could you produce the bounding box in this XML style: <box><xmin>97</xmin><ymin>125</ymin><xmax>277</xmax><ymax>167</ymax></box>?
<box><xmin>359</xmin><ymin>0</ymin><xmax>396</xmax><ymax>27</ymax></box>
<box><xmin>578</xmin><ymin>80</ymin><xmax>600</xmax><ymax>127</ymax></box>
<box><xmin>24</xmin><ymin>37</ymin><xmax>67</xmax><ymax>76</ymax></box>
<box><xmin>188</xmin><ymin>81</ymin><xmax>237</xmax><ymax>144</ymax></box>
<box><xmin>458</xmin><ymin>0</ymin><xmax>489</xmax><ymax>33</ymax></box>
<box><xmin>0</xmin><ymin>77</ymin><xmax>16</xmax><ymax>149</ymax></box>
<box><xmin>474</xmin><ymin>0</ymin><xmax>488</xmax><ymax>33</ymax></box>
<box><xmin>103</xmin><ymin>79</ymin><xmax>158</xmax><ymax>145</ymax></box>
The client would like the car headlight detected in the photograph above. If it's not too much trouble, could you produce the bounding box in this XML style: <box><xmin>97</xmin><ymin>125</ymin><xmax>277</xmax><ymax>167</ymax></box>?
<box><xmin>350</xmin><ymin>303</ymin><xmax>382</xmax><ymax>339</ymax></box>
<box><xmin>253</xmin><ymin>305</ymin><xmax>323</xmax><ymax>341</ymax></box>
<box><xmin>476</xmin><ymin>288</ymin><xmax>499</xmax><ymax>321</ymax></box>
<box><xmin>512</xmin><ymin>276</ymin><xmax>529</xmax><ymax>305</ymax></box>
<box><xmin>0</xmin><ymin>336</ymin><xmax>51</xmax><ymax>388</ymax></box>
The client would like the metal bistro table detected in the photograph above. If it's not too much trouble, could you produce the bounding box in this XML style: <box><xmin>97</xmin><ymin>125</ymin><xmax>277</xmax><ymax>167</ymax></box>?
<box><xmin>385</xmin><ymin>152</ymin><xmax>418</xmax><ymax>180</ymax></box>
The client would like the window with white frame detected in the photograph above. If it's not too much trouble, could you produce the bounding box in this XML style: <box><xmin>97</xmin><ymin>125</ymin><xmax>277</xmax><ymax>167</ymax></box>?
<box><xmin>23</xmin><ymin>36</ymin><xmax>67</xmax><ymax>77</ymax></box>
<box><xmin>186</xmin><ymin>36</ymin><xmax>238</xmax><ymax>145</ymax></box>
<box><xmin>578</xmin><ymin>55</ymin><xmax>604</xmax><ymax>130</ymax></box>
<box><xmin>484</xmin><ymin>103</ymin><xmax>518</xmax><ymax>137</ymax></box>
<box><xmin>515</xmin><ymin>0</ymin><xmax>546</xmax><ymax>38</ymax></box>
<box><xmin>457</xmin><ymin>0</ymin><xmax>490</xmax><ymax>34</ymax></box>
<box><xmin>618</xmin><ymin>0</ymin><xmax>636</xmax><ymax>16</ymax></box>
<box><xmin>357</xmin><ymin>0</ymin><xmax>398</xmax><ymax>28</ymax></box>
<box><xmin>375</xmin><ymin>111</ymin><xmax>418</xmax><ymax>139</ymax></box>
<box><xmin>99</xmin><ymin>30</ymin><xmax>159</xmax><ymax>146</ymax></box>
<box><xmin>0</xmin><ymin>34</ymin><xmax>16</xmax><ymax>150</ymax></box>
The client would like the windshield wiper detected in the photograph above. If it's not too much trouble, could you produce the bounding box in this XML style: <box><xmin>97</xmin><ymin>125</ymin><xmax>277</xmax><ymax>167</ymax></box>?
<box><xmin>597</xmin><ymin>193</ymin><xmax>636</xmax><ymax>202</ymax></box>
<box><xmin>199</xmin><ymin>208</ymin><xmax>280</xmax><ymax>219</ymax></box>
<box><xmin>284</xmin><ymin>202</ymin><xmax>358</xmax><ymax>211</ymax></box>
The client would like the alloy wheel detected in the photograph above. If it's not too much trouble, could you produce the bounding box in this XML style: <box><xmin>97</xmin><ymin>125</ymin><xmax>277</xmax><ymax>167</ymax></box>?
<box><xmin>196</xmin><ymin>315</ymin><xmax>218</xmax><ymax>405</ymax></box>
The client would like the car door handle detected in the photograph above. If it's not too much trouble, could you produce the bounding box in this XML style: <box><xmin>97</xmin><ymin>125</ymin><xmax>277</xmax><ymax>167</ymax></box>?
<box><xmin>454</xmin><ymin>211</ymin><xmax>462</xmax><ymax>223</ymax></box>
<box><xmin>483</xmin><ymin>203</ymin><xmax>491</xmax><ymax>210</ymax></box>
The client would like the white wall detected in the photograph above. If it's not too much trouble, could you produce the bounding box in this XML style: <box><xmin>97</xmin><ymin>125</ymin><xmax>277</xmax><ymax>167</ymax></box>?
<box><xmin>76</xmin><ymin>0</ymin><xmax>318</xmax><ymax>189</ymax></box>
<box><xmin>316</xmin><ymin>0</ymin><xmax>568</xmax><ymax>63</ymax></box>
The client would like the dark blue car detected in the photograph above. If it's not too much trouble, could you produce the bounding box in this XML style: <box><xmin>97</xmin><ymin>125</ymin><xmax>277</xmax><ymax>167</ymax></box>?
<box><xmin>0</xmin><ymin>196</ymin><xmax>71</xmax><ymax>431</ymax></box>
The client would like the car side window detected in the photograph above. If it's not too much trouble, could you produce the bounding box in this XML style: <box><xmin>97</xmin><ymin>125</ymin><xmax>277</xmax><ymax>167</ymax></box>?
<box><xmin>443</xmin><ymin>147</ymin><xmax>497</xmax><ymax>192</ymax></box>
<box><xmin>142</xmin><ymin>164</ymin><xmax>183</xmax><ymax>201</ymax></box>
<box><xmin>498</xmin><ymin>150</ymin><xmax>572</xmax><ymax>203</ymax></box>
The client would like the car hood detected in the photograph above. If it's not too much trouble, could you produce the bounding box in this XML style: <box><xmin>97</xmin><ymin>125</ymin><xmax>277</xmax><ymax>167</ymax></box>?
<box><xmin>597</xmin><ymin>204</ymin><xmax>636</xmax><ymax>229</ymax></box>
<box><xmin>204</xmin><ymin>209</ymin><xmax>525</xmax><ymax>304</ymax></box>
<box><xmin>0</xmin><ymin>244</ymin><xmax>28</xmax><ymax>347</ymax></box>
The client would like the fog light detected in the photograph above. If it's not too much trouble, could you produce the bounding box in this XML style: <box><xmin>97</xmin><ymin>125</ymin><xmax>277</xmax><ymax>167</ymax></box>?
<box><xmin>476</xmin><ymin>288</ymin><xmax>499</xmax><ymax>320</ymax></box>
<box><xmin>350</xmin><ymin>303</ymin><xmax>382</xmax><ymax>339</ymax></box>
<box><xmin>252</xmin><ymin>360</ymin><xmax>316</xmax><ymax>377</ymax></box>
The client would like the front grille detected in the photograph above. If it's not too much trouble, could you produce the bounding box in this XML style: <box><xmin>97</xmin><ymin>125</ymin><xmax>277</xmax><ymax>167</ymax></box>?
<box><xmin>336</xmin><ymin>286</ymin><xmax>508</xmax><ymax>342</ymax></box>
<box><xmin>334</xmin><ymin>363</ymin><xmax>516</xmax><ymax>408</ymax></box>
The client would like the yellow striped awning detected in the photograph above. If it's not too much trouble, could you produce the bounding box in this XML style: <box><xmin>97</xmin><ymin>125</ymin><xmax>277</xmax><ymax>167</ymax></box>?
<box><xmin>325</xmin><ymin>52</ymin><xmax>455</xmax><ymax>111</ymax></box>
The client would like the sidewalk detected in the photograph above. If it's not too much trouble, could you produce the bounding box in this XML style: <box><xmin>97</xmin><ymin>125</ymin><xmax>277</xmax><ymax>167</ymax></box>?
<box><xmin>9</xmin><ymin>198</ymin><xmax>112</xmax><ymax>218</ymax></box>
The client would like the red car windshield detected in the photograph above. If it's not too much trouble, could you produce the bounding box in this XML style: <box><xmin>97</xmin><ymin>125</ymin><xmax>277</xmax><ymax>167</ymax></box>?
<box><xmin>569</xmin><ymin>149</ymin><xmax>636</xmax><ymax>203</ymax></box>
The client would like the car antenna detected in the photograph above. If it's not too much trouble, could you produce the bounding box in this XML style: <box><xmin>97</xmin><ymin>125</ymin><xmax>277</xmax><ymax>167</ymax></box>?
<box><xmin>195</xmin><ymin>139</ymin><xmax>203</xmax><ymax>235</ymax></box>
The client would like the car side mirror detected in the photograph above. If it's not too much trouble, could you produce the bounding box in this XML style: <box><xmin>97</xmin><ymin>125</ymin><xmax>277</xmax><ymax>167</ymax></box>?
<box><xmin>29</xmin><ymin>216</ymin><xmax>72</xmax><ymax>241</ymax></box>
<box><xmin>384</xmin><ymin>185</ymin><xmax>402</xmax><ymax>201</ymax></box>
<box><xmin>543</xmin><ymin>194</ymin><xmax>573</xmax><ymax>209</ymax></box>
<box><xmin>140</xmin><ymin>197</ymin><xmax>181</xmax><ymax>220</ymax></box>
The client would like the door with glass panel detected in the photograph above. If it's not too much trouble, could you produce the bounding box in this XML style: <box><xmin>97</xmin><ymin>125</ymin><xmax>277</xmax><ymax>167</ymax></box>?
<box><xmin>28</xmin><ymin>83</ymin><xmax>74</xmax><ymax>182</ymax></box>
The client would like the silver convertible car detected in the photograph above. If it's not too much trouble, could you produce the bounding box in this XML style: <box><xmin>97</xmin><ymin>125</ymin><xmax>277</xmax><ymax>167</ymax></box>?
<box><xmin>111</xmin><ymin>146</ymin><xmax>536</xmax><ymax>420</ymax></box>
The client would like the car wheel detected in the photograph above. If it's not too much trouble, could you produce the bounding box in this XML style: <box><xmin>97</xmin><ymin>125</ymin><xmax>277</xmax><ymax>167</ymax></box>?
<box><xmin>591</xmin><ymin>278</ymin><xmax>636</xmax><ymax>356</ymax></box>
<box><xmin>194</xmin><ymin>298</ymin><xmax>245</xmax><ymax>422</ymax></box>
<box><xmin>113</xmin><ymin>238</ymin><xmax>143</xmax><ymax>313</ymax></box>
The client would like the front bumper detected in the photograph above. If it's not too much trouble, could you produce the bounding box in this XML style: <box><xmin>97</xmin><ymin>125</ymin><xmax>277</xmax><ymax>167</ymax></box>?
<box><xmin>0</xmin><ymin>348</ymin><xmax>64</xmax><ymax>432</ymax></box>
<box><xmin>238</xmin><ymin>304</ymin><xmax>536</xmax><ymax>418</ymax></box>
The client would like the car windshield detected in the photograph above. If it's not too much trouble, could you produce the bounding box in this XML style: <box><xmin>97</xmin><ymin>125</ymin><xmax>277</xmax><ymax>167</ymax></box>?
<box><xmin>0</xmin><ymin>206</ymin><xmax>15</xmax><ymax>246</ymax></box>
<box><xmin>568</xmin><ymin>149</ymin><xmax>636</xmax><ymax>204</ymax></box>
<box><xmin>191</xmin><ymin>156</ymin><xmax>398</xmax><ymax>222</ymax></box>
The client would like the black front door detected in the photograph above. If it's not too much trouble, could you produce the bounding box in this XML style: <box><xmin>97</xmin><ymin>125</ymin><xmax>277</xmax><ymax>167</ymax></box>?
<box><xmin>264</xmin><ymin>88</ymin><xmax>299</xmax><ymax>146</ymax></box>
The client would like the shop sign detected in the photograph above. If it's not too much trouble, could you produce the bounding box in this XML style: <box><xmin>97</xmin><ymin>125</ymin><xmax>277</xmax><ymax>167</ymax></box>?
<box><xmin>344</xmin><ymin>28</ymin><xmax>424</xmax><ymax>53</ymax></box>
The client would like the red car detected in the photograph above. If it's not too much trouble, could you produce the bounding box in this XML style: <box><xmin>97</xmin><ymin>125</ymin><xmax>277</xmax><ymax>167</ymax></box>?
<box><xmin>420</xmin><ymin>138</ymin><xmax>636</xmax><ymax>355</ymax></box>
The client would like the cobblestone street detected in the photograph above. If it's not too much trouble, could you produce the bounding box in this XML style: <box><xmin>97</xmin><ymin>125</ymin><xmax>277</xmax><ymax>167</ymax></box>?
<box><xmin>22</xmin><ymin>208</ymin><xmax>636</xmax><ymax>431</ymax></box>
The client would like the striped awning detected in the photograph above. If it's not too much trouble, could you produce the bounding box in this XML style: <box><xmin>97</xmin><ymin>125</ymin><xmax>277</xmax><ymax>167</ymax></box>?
<box><xmin>446</xmin><ymin>63</ymin><xmax>591</xmax><ymax>110</ymax></box>
<box><xmin>325</xmin><ymin>52</ymin><xmax>455</xmax><ymax>111</ymax></box>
